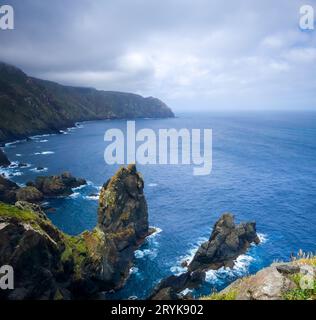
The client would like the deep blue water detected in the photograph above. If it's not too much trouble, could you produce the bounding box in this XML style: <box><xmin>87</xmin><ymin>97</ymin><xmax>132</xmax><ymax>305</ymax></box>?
<box><xmin>2</xmin><ymin>112</ymin><xmax>316</xmax><ymax>299</ymax></box>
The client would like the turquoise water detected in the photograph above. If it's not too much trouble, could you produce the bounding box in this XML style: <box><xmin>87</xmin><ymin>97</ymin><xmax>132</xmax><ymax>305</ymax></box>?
<box><xmin>2</xmin><ymin>111</ymin><xmax>316</xmax><ymax>299</ymax></box>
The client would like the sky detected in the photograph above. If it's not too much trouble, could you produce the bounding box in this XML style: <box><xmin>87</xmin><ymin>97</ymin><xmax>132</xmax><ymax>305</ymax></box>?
<box><xmin>0</xmin><ymin>0</ymin><xmax>316</xmax><ymax>111</ymax></box>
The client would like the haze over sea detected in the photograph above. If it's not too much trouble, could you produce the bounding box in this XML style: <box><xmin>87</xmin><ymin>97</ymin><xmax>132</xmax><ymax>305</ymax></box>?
<box><xmin>2</xmin><ymin>111</ymin><xmax>316</xmax><ymax>299</ymax></box>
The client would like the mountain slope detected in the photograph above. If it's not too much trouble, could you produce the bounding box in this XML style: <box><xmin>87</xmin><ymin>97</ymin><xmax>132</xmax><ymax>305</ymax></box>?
<box><xmin>0</xmin><ymin>62</ymin><xmax>174</xmax><ymax>143</ymax></box>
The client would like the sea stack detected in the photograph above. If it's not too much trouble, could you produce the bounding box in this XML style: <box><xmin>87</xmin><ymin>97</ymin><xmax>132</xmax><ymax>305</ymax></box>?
<box><xmin>94</xmin><ymin>164</ymin><xmax>150</xmax><ymax>289</ymax></box>
<box><xmin>188</xmin><ymin>213</ymin><xmax>260</xmax><ymax>272</ymax></box>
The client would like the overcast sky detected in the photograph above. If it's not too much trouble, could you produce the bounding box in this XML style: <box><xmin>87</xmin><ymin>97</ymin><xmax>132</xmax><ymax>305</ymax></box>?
<box><xmin>1</xmin><ymin>0</ymin><xmax>316</xmax><ymax>111</ymax></box>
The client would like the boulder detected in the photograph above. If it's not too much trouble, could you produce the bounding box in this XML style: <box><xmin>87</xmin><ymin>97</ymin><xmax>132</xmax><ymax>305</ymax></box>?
<box><xmin>16</xmin><ymin>186</ymin><xmax>43</xmax><ymax>203</ymax></box>
<box><xmin>0</xmin><ymin>148</ymin><xmax>10</xmax><ymax>167</ymax></box>
<box><xmin>188</xmin><ymin>213</ymin><xmax>260</xmax><ymax>272</ymax></box>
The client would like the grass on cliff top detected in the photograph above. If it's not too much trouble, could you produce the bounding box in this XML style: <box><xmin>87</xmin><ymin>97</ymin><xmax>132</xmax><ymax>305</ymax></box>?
<box><xmin>0</xmin><ymin>202</ymin><xmax>38</xmax><ymax>221</ymax></box>
<box><xmin>201</xmin><ymin>290</ymin><xmax>237</xmax><ymax>300</ymax></box>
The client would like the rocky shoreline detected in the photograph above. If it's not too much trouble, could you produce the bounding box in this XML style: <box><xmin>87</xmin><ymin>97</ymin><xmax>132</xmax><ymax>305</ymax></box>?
<box><xmin>0</xmin><ymin>164</ymin><xmax>152</xmax><ymax>299</ymax></box>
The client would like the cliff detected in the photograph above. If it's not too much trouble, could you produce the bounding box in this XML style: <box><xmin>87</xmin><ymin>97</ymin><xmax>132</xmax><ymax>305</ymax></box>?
<box><xmin>0</xmin><ymin>165</ymin><xmax>151</xmax><ymax>299</ymax></box>
<box><xmin>0</xmin><ymin>62</ymin><xmax>174</xmax><ymax>144</ymax></box>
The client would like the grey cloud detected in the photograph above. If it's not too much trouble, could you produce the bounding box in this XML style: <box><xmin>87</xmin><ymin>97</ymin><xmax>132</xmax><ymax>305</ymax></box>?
<box><xmin>0</xmin><ymin>0</ymin><xmax>315</xmax><ymax>110</ymax></box>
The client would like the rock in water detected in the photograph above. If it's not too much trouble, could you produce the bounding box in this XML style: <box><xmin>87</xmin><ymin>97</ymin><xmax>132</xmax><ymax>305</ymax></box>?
<box><xmin>0</xmin><ymin>148</ymin><xmax>10</xmax><ymax>167</ymax></box>
<box><xmin>188</xmin><ymin>213</ymin><xmax>260</xmax><ymax>272</ymax></box>
<box><xmin>27</xmin><ymin>171</ymin><xmax>86</xmax><ymax>197</ymax></box>
<box><xmin>91</xmin><ymin>164</ymin><xmax>150</xmax><ymax>289</ymax></box>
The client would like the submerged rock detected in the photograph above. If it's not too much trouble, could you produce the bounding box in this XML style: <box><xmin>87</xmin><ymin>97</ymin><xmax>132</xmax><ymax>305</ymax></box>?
<box><xmin>0</xmin><ymin>148</ymin><xmax>10</xmax><ymax>167</ymax></box>
<box><xmin>188</xmin><ymin>213</ymin><xmax>260</xmax><ymax>272</ymax></box>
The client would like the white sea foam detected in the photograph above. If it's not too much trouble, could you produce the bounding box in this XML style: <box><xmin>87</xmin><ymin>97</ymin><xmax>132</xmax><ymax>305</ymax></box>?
<box><xmin>84</xmin><ymin>194</ymin><xmax>99</xmax><ymax>201</ymax></box>
<box><xmin>205</xmin><ymin>254</ymin><xmax>255</xmax><ymax>284</ymax></box>
<box><xmin>257</xmin><ymin>233</ymin><xmax>268</xmax><ymax>244</ymax></box>
<box><xmin>16</xmin><ymin>154</ymin><xmax>22</xmax><ymax>157</ymax></box>
<box><xmin>69</xmin><ymin>192</ymin><xmax>80</xmax><ymax>199</ymax></box>
<box><xmin>34</xmin><ymin>151</ymin><xmax>55</xmax><ymax>155</ymax></box>
<box><xmin>129</xmin><ymin>267</ymin><xmax>139</xmax><ymax>275</ymax></box>
<box><xmin>148</xmin><ymin>183</ymin><xmax>158</xmax><ymax>187</ymax></box>
<box><xmin>30</xmin><ymin>167</ymin><xmax>48</xmax><ymax>172</ymax></box>
<box><xmin>5</xmin><ymin>139</ymin><xmax>26</xmax><ymax>147</ymax></box>
<box><xmin>38</xmin><ymin>139</ymin><xmax>48</xmax><ymax>143</ymax></box>
<box><xmin>134</xmin><ymin>248</ymin><xmax>158</xmax><ymax>260</ymax></box>
<box><xmin>72</xmin><ymin>184</ymin><xmax>87</xmax><ymax>191</ymax></box>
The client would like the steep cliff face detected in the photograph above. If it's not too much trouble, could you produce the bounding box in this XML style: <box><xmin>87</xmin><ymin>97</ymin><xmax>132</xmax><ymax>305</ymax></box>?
<box><xmin>0</xmin><ymin>62</ymin><xmax>174</xmax><ymax>143</ymax></box>
<box><xmin>0</xmin><ymin>165</ymin><xmax>151</xmax><ymax>299</ymax></box>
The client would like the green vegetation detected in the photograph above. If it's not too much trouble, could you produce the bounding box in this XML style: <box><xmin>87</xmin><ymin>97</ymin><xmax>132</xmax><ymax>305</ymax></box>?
<box><xmin>283</xmin><ymin>271</ymin><xmax>316</xmax><ymax>300</ymax></box>
<box><xmin>201</xmin><ymin>290</ymin><xmax>237</xmax><ymax>300</ymax></box>
<box><xmin>0</xmin><ymin>202</ymin><xmax>38</xmax><ymax>221</ymax></box>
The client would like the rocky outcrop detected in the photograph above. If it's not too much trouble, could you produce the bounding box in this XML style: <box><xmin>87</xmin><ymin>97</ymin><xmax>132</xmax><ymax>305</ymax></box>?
<box><xmin>0</xmin><ymin>165</ymin><xmax>152</xmax><ymax>299</ymax></box>
<box><xmin>0</xmin><ymin>62</ymin><xmax>174</xmax><ymax>144</ymax></box>
<box><xmin>0</xmin><ymin>175</ymin><xmax>19</xmax><ymax>204</ymax></box>
<box><xmin>27</xmin><ymin>172</ymin><xmax>86</xmax><ymax>197</ymax></box>
<box><xmin>205</xmin><ymin>259</ymin><xmax>316</xmax><ymax>300</ymax></box>
<box><xmin>16</xmin><ymin>186</ymin><xmax>43</xmax><ymax>203</ymax></box>
<box><xmin>0</xmin><ymin>149</ymin><xmax>10</xmax><ymax>167</ymax></box>
<box><xmin>188</xmin><ymin>213</ymin><xmax>260</xmax><ymax>272</ymax></box>
<box><xmin>150</xmin><ymin>271</ymin><xmax>205</xmax><ymax>300</ymax></box>
<box><xmin>88</xmin><ymin>164</ymin><xmax>151</xmax><ymax>290</ymax></box>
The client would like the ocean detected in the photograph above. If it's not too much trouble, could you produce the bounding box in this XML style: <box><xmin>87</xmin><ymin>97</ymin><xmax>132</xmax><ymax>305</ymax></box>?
<box><xmin>2</xmin><ymin>111</ymin><xmax>316</xmax><ymax>299</ymax></box>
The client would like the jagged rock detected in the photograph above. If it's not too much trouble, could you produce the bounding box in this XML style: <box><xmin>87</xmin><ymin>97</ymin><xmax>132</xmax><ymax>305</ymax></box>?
<box><xmin>28</xmin><ymin>172</ymin><xmax>86</xmax><ymax>197</ymax></box>
<box><xmin>16</xmin><ymin>186</ymin><xmax>43</xmax><ymax>203</ymax></box>
<box><xmin>150</xmin><ymin>271</ymin><xmax>206</xmax><ymax>300</ymax></box>
<box><xmin>0</xmin><ymin>175</ymin><xmax>19</xmax><ymax>204</ymax></box>
<box><xmin>0</xmin><ymin>148</ymin><xmax>10</xmax><ymax>167</ymax></box>
<box><xmin>188</xmin><ymin>213</ymin><xmax>260</xmax><ymax>272</ymax></box>
<box><xmin>89</xmin><ymin>164</ymin><xmax>151</xmax><ymax>290</ymax></box>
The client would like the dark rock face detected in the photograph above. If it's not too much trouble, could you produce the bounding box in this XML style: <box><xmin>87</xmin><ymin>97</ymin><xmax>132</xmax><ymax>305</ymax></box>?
<box><xmin>0</xmin><ymin>148</ymin><xmax>10</xmax><ymax>167</ymax></box>
<box><xmin>0</xmin><ymin>175</ymin><xmax>19</xmax><ymax>204</ymax></box>
<box><xmin>91</xmin><ymin>164</ymin><xmax>150</xmax><ymax>289</ymax></box>
<box><xmin>150</xmin><ymin>271</ymin><xmax>205</xmax><ymax>300</ymax></box>
<box><xmin>0</xmin><ymin>203</ymin><xmax>72</xmax><ymax>300</ymax></box>
<box><xmin>188</xmin><ymin>213</ymin><xmax>260</xmax><ymax>272</ymax></box>
<box><xmin>28</xmin><ymin>172</ymin><xmax>86</xmax><ymax>197</ymax></box>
